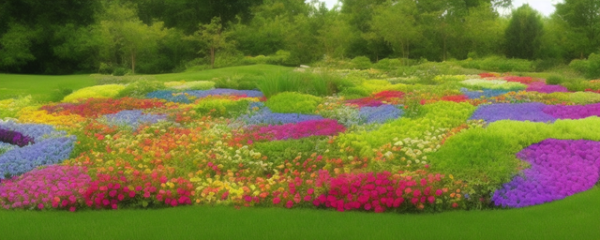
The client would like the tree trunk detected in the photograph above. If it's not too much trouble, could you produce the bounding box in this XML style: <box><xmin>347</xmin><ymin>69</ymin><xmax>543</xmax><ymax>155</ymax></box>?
<box><xmin>131</xmin><ymin>50</ymin><xmax>136</xmax><ymax>74</ymax></box>
<box><xmin>210</xmin><ymin>47</ymin><xmax>215</xmax><ymax>69</ymax></box>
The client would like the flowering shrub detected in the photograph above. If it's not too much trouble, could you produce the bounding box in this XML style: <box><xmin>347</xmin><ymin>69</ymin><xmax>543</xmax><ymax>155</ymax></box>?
<box><xmin>493</xmin><ymin>139</ymin><xmax>600</xmax><ymax>208</ymax></box>
<box><xmin>62</xmin><ymin>84</ymin><xmax>126</xmax><ymax>103</ymax></box>
<box><xmin>0</xmin><ymin>165</ymin><xmax>90</xmax><ymax>211</ymax></box>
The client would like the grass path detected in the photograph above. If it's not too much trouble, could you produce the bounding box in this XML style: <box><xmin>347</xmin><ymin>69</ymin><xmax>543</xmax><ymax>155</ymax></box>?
<box><xmin>0</xmin><ymin>187</ymin><xmax>598</xmax><ymax>240</ymax></box>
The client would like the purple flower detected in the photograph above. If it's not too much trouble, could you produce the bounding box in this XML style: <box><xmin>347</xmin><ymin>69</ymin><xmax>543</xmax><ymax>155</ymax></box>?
<box><xmin>543</xmin><ymin>103</ymin><xmax>600</xmax><ymax>120</ymax></box>
<box><xmin>0</xmin><ymin>128</ymin><xmax>34</xmax><ymax>147</ymax></box>
<box><xmin>526</xmin><ymin>82</ymin><xmax>568</xmax><ymax>94</ymax></box>
<box><xmin>470</xmin><ymin>103</ymin><xmax>557</xmax><ymax>123</ymax></box>
<box><xmin>493</xmin><ymin>139</ymin><xmax>600</xmax><ymax>208</ymax></box>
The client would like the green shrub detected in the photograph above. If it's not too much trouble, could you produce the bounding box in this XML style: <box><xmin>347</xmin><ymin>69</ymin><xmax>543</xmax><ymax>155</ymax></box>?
<box><xmin>587</xmin><ymin>53</ymin><xmax>600</xmax><ymax>79</ymax></box>
<box><xmin>569</xmin><ymin>54</ymin><xmax>600</xmax><ymax>79</ymax></box>
<box><xmin>194</xmin><ymin>98</ymin><xmax>251</xmax><ymax>118</ymax></box>
<box><xmin>117</xmin><ymin>80</ymin><xmax>166</xmax><ymax>98</ymax></box>
<box><xmin>351</xmin><ymin>56</ymin><xmax>372</xmax><ymax>70</ymax></box>
<box><xmin>569</xmin><ymin>59</ymin><xmax>589</xmax><ymax>75</ymax></box>
<box><xmin>62</xmin><ymin>84</ymin><xmax>126</xmax><ymax>103</ymax></box>
<box><xmin>212</xmin><ymin>75</ymin><xmax>259</xmax><ymax>90</ymax></box>
<box><xmin>164</xmin><ymin>81</ymin><xmax>215</xmax><ymax>91</ymax></box>
<box><xmin>458</xmin><ymin>56</ymin><xmax>533</xmax><ymax>72</ymax></box>
<box><xmin>561</xmin><ymin>78</ymin><xmax>590</xmax><ymax>91</ymax></box>
<box><xmin>256</xmin><ymin>71</ymin><xmax>348</xmax><ymax>97</ymax></box>
<box><xmin>265</xmin><ymin>92</ymin><xmax>322</xmax><ymax>114</ymax></box>
<box><xmin>252</xmin><ymin>137</ymin><xmax>329</xmax><ymax>167</ymax></box>
<box><xmin>112</xmin><ymin>67</ymin><xmax>128</xmax><ymax>76</ymax></box>
<box><xmin>430</xmin><ymin>118</ymin><xmax>600</xmax><ymax>193</ymax></box>
<box><xmin>339</xmin><ymin>87</ymin><xmax>371</xmax><ymax>99</ymax></box>
<box><xmin>545</xmin><ymin>75</ymin><xmax>564</xmax><ymax>85</ymax></box>
<box><xmin>48</xmin><ymin>86</ymin><xmax>73</xmax><ymax>102</ymax></box>
<box><xmin>373</xmin><ymin>58</ymin><xmax>402</xmax><ymax>71</ymax></box>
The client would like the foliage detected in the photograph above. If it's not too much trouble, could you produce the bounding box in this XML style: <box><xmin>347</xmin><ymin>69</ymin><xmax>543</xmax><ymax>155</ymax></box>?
<box><xmin>505</xmin><ymin>5</ymin><xmax>544</xmax><ymax>59</ymax></box>
<box><xmin>256</xmin><ymin>71</ymin><xmax>349</xmax><ymax>98</ymax></box>
<box><xmin>165</xmin><ymin>81</ymin><xmax>216</xmax><ymax>91</ymax></box>
<box><xmin>265</xmin><ymin>92</ymin><xmax>323</xmax><ymax>114</ymax></box>
<box><xmin>351</xmin><ymin>56</ymin><xmax>372</xmax><ymax>70</ymax></box>
<box><xmin>545</xmin><ymin>75</ymin><xmax>564</xmax><ymax>85</ymax></box>
<box><xmin>117</xmin><ymin>80</ymin><xmax>166</xmax><ymax>98</ymax></box>
<box><xmin>62</xmin><ymin>84</ymin><xmax>126</xmax><ymax>103</ymax></box>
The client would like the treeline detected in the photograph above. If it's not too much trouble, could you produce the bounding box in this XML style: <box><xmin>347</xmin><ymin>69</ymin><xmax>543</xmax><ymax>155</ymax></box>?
<box><xmin>0</xmin><ymin>0</ymin><xmax>598</xmax><ymax>75</ymax></box>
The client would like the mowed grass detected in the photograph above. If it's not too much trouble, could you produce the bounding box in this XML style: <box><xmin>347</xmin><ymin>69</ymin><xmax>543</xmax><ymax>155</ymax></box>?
<box><xmin>0</xmin><ymin>186</ymin><xmax>598</xmax><ymax>240</ymax></box>
<box><xmin>0</xmin><ymin>74</ymin><xmax>96</xmax><ymax>101</ymax></box>
<box><xmin>0</xmin><ymin>64</ymin><xmax>293</xmax><ymax>101</ymax></box>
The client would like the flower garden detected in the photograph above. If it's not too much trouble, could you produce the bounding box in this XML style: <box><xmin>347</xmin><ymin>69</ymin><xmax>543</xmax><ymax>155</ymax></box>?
<box><xmin>1</xmin><ymin>73</ymin><xmax>599</xmax><ymax>214</ymax></box>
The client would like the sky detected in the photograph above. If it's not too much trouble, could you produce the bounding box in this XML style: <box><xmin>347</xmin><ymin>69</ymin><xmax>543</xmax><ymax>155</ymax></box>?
<box><xmin>318</xmin><ymin>0</ymin><xmax>563</xmax><ymax>16</ymax></box>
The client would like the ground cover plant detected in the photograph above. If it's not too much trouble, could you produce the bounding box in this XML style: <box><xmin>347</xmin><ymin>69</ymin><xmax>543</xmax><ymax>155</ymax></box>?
<box><xmin>1</xmin><ymin>66</ymin><xmax>600</xmax><ymax>239</ymax></box>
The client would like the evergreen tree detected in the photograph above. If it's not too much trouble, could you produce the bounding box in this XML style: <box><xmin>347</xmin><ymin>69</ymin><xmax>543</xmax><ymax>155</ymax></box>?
<box><xmin>505</xmin><ymin>4</ymin><xmax>544</xmax><ymax>59</ymax></box>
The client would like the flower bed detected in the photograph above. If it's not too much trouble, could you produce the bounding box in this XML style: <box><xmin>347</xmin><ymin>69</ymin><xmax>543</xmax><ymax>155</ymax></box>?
<box><xmin>2</xmin><ymin>74</ymin><xmax>600</xmax><ymax>213</ymax></box>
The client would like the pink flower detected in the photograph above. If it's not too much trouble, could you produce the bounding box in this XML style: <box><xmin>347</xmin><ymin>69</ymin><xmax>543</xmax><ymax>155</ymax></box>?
<box><xmin>435</xmin><ymin>189</ymin><xmax>443</xmax><ymax>196</ymax></box>
<box><xmin>285</xmin><ymin>200</ymin><xmax>294</xmax><ymax>208</ymax></box>
<box><xmin>37</xmin><ymin>203</ymin><xmax>44</xmax><ymax>210</ymax></box>
<box><xmin>69</xmin><ymin>206</ymin><xmax>76</xmax><ymax>212</ymax></box>
<box><xmin>273</xmin><ymin>197</ymin><xmax>281</xmax><ymax>205</ymax></box>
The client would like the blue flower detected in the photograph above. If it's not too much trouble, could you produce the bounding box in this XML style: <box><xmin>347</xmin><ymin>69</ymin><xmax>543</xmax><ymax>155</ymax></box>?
<box><xmin>358</xmin><ymin>105</ymin><xmax>404</xmax><ymax>124</ymax></box>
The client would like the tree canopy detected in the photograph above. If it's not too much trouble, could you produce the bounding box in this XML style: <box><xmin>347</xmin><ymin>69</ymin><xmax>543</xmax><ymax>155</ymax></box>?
<box><xmin>0</xmin><ymin>0</ymin><xmax>598</xmax><ymax>74</ymax></box>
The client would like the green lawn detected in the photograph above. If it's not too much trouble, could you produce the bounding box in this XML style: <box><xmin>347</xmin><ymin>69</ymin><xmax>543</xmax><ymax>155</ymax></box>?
<box><xmin>0</xmin><ymin>64</ymin><xmax>292</xmax><ymax>102</ymax></box>
<box><xmin>0</xmin><ymin>186</ymin><xmax>598</xmax><ymax>240</ymax></box>
<box><xmin>0</xmin><ymin>74</ymin><xmax>96</xmax><ymax>101</ymax></box>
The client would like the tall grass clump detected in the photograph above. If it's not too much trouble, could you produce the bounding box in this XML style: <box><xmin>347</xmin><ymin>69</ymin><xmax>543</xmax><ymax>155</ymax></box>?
<box><xmin>257</xmin><ymin>71</ymin><xmax>352</xmax><ymax>97</ymax></box>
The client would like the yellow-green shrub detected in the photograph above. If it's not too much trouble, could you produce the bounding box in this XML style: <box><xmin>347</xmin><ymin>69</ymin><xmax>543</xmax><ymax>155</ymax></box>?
<box><xmin>62</xmin><ymin>84</ymin><xmax>126</xmax><ymax>103</ymax></box>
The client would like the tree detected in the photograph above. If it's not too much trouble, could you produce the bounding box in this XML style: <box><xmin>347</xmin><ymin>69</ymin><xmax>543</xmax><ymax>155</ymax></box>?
<box><xmin>463</xmin><ymin>3</ymin><xmax>505</xmax><ymax>57</ymax></box>
<box><xmin>554</xmin><ymin>0</ymin><xmax>600</xmax><ymax>59</ymax></box>
<box><xmin>318</xmin><ymin>15</ymin><xmax>353</xmax><ymax>59</ymax></box>
<box><xmin>0</xmin><ymin>23</ymin><xmax>40</xmax><ymax>71</ymax></box>
<box><xmin>193</xmin><ymin>17</ymin><xmax>235</xmax><ymax>69</ymax></box>
<box><xmin>97</xmin><ymin>2</ymin><xmax>166</xmax><ymax>74</ymax></box>
<box><xmin>371</xmin><ymin>0</ymin><xmax>421</xmax><ymax>62</ymax></box>
<box><xmin>505</xmin><ymin>4</ymin><xmax>544</xmax><ymax>59</ymax></box>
